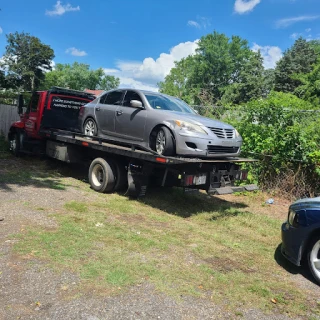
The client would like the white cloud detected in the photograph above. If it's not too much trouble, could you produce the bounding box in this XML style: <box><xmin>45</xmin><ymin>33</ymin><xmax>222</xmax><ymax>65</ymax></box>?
<box><xmin>290</xmin><ymin>32</ymin><xmax>301</xmax><ymax>39</ymax></box>
<box><xmin>46</xmin><ymin>1</ymin><xmax>80</xmax><ymax>16</ymax></box>
<box><xmin>103</xmin><ymin>68</ymin><xmax>119</xmax><ymax>74</ymax></box>
<box><xmin>252</xmin><ymin>43</ymin><xmax>283</xmax><ymax>69</ymax></box>
<box><xmin>187</xmin><ymin>17</ymin><xmax>211</xmax><ymax>29</ymax></box>
<box><xmin>276</xmin><ymin>15</ymin><xmax>320</xmax><ymax>28</ymax></box>
<box><xmin>103</xmin><ymin>40</ymin><xmax>199</xmax><ymax>91</ymax></box>
<box><xmin>188</xmin><ymin>20</ymin><xmax>200</xmax><ymax>28</ymax></box>
<box><xmin>0</xmin><ymin>27</ymin><xmax>3</xmax><ymax>34</ymax></box>
<box><xmin>234</xmin><ymin>0</ymin><xmax>261</xmax><ymax>14</ymax></box>
<box><xmin>305</xmin><ymin>28</ymin><xmax>312</xmax><ymax>33</ymax></box>
<box><xmin>65</xmin><ymin>47</ymin><xmax>87</xmax><ymax>56</ymax></box>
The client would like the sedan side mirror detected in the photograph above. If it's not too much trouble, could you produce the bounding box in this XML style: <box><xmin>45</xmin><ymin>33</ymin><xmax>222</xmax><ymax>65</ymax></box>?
<box><xmin>130</xmin><ymin>100</ymin><xmax>143</xmax><ymax>109</ymax></box>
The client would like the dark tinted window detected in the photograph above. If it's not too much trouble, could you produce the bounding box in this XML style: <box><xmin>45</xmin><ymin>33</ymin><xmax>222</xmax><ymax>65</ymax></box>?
<box><xmin>123</xmin><ymin>91</ymin><xmax>143</xmax><ymax>107</ymax></box>
<box><xmin>29</xmin><ymin>93</ymin><xmax>40</xmax><ymax>112</ymax></box>
<box><xmin>104</xmin><ymin>91</ymin><xmax>123</xmax><ymax>105</ymax></box>
<box><xmin>99</xmin><ymin>93</ymin><xmax>108</xmax><ymax>104</ymax></box>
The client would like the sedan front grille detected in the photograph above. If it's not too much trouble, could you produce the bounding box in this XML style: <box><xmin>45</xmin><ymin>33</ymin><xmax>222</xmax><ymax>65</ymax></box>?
<box><xmin>208</xmin><ymin>127</ymin><xmax>235</xmax><ymax>139</ymax></box>
<box><xmin>207</xmin><ymin>146</ymin><xmax>239</xmax><ymax>154</ymax></box>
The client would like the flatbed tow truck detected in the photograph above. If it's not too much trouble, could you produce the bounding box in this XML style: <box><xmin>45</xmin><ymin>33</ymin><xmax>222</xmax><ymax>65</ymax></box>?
<box><xmin>8</xmin><ymin>87</ymin><xmax>258</xmax><ymax>197</ymax></box>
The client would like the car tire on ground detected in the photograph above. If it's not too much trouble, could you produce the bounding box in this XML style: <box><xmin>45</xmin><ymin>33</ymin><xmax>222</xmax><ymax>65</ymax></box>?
<box><xmin>83</xmin><ymin>118</ymin><xmax>98</xmax><ymax>137</ymax></box>
<box><xmin>88</xmin><ymin>158</ymin><xmax>116</xmax><ymax>193</ymax></box>
<box><xmin>307</xmin><ymin>236</ymin><xmax>320</xmax><ymax>284</ymax></box>
<box><xmin>9</xmin><ymin>132</ymin><xmax>21</xmax><ymax>156</ymax></box>
<box><xmin>154</xmin><ymin>126</ymin><xmax>175</xmax><ymax>156</ymax></box>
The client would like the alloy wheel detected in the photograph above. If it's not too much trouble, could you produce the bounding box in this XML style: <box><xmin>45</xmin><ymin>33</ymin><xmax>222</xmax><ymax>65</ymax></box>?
<box><xmin>156</xmin><ymin>130</ymin><xmax>166</xmax><ymax>155</ymax></box>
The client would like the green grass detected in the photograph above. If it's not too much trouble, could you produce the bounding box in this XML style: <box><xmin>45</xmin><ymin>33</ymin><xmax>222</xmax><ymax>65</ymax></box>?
<box><xmin>12</xmin><ymin>188</ymin><xmax>314</xmax><ymax>317</ymax></box>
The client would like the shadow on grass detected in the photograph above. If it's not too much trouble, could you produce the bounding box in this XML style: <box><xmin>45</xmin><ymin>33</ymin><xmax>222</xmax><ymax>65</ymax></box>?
<box><xmin>0</xmin><ymin>155</ymin><xmax>248</xmax><ymax>219</ymax></box>
<box><xmin>274</xmin><ymin>243</ymin><xmax>318</xmax><ymax>286</ymax></box>
<box><xmin>142</xmin><ymin>187</ymin><xmax>248</xmax><ymax>218</ymax></box>
<box><xmin>0</xmin><ymin>156</ymin><xmax>88</xmax><ymax>192</ymax></box>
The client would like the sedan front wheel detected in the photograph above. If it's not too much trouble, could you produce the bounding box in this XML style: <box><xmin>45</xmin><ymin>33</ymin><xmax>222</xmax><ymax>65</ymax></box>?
<box><xmin>307</xmin><ymin>237</ymin><xmax>320</xmax><ymax>284</ymax></box>
<box><xmin>154</xmin><ymin>126</ymin><xmax>175</xmax><ymax>156</ymax></box>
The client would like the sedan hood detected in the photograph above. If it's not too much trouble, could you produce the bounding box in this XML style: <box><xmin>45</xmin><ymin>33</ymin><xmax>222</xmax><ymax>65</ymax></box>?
<box><xmin>161</xmin><ymin>111</ymin><xmax>234</xmax><ymax>129</ymax></box>
<box><xmin>291</xmin><ymin>197</ymin><xmax>320</xmax><ymax>208</ymax></box>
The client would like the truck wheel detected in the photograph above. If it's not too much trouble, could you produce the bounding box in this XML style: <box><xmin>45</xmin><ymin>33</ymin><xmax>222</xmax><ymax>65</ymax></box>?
<box><xmin>114</xmin><ymin>162</ymin><xmax>128</xmax><ymax>192</ymax></box>
<box><xmin>83</xmin><ymin>118</ymin><xmax>97</xmax><ymax>137</ymax></box>
<box><xmin>307</xmin><ymin>236</ymin><xmax>320</xmax><ymax>284</ymax></box>
<box><xmin>9</xmin><ymin>132</ymin><xmax>21</xmax><ymax>156</ymax></box>
<box><xmin>89</xmin><ymin>158</ymin><xmax>115</xmax><ymax>193</ymax></box>
<box><xmin>154</xmin><ymin>126</ymin><xmax>175</xmax><ymax>156</ymax></box>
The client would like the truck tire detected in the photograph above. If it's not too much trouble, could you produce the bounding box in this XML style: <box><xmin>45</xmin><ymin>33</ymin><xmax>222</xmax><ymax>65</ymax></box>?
<box><xmin>307</xmin><ymin>236</ymin><xmax>320</xmax><ymax>285</ymax></box>
<box><xmin>83</xmin><ymin>118</ymin><xmax>98</xmax><ymax>137</ymax></box>
<box><xmin>114</xmin><ymin>161</ymin><xmax>128</xmax><ymax>192</ymax></box>
<box><xmin>88</xmin><ymin>158</ymin><xmax>116</xmax><ymax>193</ymax></box>
<box><xmin>154</xmin><ymin>126</ymin><xmax>175</xmax><ymax>156</ymax></box>
<box><xmin>9</xmin><ymin>132</ymin><xmax>21</xmax><ymax>156</ymax></box>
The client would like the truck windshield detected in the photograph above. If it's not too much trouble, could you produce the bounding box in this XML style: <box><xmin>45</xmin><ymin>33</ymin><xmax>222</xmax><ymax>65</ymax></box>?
<box><xmin>145</xmin><ymin>94</ymin><xmax>195</xmax><ymax>114</ymax></box>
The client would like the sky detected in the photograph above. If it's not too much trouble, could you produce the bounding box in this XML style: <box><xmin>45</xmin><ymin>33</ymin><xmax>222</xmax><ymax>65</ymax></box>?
<box><xmin>0</xmin><ymin>0</ymin><xmax>320</xmax><ymax>91</ymax></box>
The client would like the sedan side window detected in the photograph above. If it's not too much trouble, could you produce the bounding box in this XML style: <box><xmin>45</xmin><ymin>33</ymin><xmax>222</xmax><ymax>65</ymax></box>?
<box><xmin>123</xmin><ymin>91</ymin><xmax>143</xmax><ymax>107</ymax></box>
<box><xmin>99</xmin><ymin>93</ymin><xmax>108</xmax><ymax>104</ymax></box>
<box><xmin>104</xmin><ymin>91</ymin><xmax>123</xmax><ymax>105</ymax></box>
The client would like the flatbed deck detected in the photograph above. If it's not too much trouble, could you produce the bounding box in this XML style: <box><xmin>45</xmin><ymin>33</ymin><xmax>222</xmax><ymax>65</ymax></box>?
<box><xmin>40</xmin><ymin>129</ymin><xmax>256</xmax><ymax>165</ymax></box>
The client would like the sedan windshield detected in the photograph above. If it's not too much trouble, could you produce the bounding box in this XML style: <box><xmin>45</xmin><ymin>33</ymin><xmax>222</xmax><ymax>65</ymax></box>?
<box><xmin>145</xmin><ymin>94</ymin><xmax>196</xmax><ymax>114</ymax></box>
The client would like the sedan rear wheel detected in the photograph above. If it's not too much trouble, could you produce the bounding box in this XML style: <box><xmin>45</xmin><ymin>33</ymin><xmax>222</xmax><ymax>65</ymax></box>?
<box><xmin>154</xmin><ymin>126</ymin><xmax>175</xmax><ymax>156</ymax></box>
<box><xmin>84</xmin><ymin>118</ymin><xmax>97</xmax><ymax>136</ymax></box>
<box><xmin>307</xmin><ymin>237</ymin><xmax>320</xmax><ymax>284</ymax></box>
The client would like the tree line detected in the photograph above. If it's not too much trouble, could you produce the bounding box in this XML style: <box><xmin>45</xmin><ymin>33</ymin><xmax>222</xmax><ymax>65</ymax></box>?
<box><xmin>0</xmin><ymin>32</ymin><xmax>120</xmax><ymax>92</ymax></box>
<box><xmin>159</xmin><ymin>31</ymin><xmax>320</xmax><ymax>108</ymax></box>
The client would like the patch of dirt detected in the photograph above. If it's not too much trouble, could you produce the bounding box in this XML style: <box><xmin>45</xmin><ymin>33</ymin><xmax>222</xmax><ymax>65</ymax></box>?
<box><xmin>204</xmin><ymin>256</ymin><xmax>258</xmax><ymax>274</ymax></box>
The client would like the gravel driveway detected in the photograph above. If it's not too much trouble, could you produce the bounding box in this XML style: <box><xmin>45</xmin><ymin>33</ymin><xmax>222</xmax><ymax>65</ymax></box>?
<box><xmin>0</xmin><ymin>157</ymin><xmax>317</xmax><ymax>320</ymax></box>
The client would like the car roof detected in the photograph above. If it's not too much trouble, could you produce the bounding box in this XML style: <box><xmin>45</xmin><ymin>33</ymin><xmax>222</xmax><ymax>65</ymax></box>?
<box><xmin>107</xmin><ymin>88</ymin><xmax>175</xmax><ymax>98</ymax></box>
<box><xmin>291</xmin><ymin>197</ymin><xmax>320</xmax><ymax>207</ymax></box>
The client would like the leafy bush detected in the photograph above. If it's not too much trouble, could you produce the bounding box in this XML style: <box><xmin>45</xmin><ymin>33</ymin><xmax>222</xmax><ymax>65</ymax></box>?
<box><xmin>231</xmin><ymin>92</ymin><xmax>320</xmax><ymax>198</ymax></box>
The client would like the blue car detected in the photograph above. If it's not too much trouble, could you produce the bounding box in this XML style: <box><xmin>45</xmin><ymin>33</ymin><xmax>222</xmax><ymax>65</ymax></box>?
<box><xmin>281</xmin><ymin>197</ymin><xmax>320</xmax><ymax>284</ymax></box>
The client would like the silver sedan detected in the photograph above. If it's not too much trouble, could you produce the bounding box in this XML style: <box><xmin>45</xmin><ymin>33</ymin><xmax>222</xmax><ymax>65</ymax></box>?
<box><xmin>79</xmin><ymin>89</ymin><xmax>242</xmax><ymax>158</ymax></box>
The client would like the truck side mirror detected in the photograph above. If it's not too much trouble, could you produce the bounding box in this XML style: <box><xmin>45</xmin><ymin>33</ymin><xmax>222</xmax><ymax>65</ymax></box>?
<box><xmin>17</xmin><ymin>94</ymin><xmax>24</xmax><ymax>115</ymax></box>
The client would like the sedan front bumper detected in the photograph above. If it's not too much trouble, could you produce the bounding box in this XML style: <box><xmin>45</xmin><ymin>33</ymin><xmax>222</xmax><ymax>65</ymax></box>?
<box><xmin>175</xmin><ymin>131</ymin><xmax>242</xmax><ymax>158</ymax></box>
<box><xmin>281</xmin><ymin>222</ymin><xmax>303</xmax><ymax>266</ymax></box>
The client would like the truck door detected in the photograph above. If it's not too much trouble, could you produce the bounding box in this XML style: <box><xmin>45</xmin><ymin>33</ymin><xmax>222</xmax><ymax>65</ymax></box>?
<box><xmin>24</xmin><ymin>92</ymin><xmax>44</xmax><ymax>138</ymax></box>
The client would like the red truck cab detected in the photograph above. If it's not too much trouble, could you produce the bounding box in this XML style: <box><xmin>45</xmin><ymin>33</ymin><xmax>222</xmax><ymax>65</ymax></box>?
<box><xmin>9</xmin><ymin>87</ymin><xmax>95</xmax><ymax>154</ymax></box>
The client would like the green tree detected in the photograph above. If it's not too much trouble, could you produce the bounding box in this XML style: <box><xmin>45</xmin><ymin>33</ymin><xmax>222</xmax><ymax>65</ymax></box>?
<box><xmin>98</xmin><ymin>74</ymin><xmax>120</xmax><ymax>91</ymax></box>
<box><xmin>158</xmin><ymin>56</ymin><xmax>197</xmax><ymax>104</ymax></box>
<box><xmin>262</xmin><ymin>68</ymin><xmax>275</xmax><ymax>97</ymax></box>
<box><xmin>274</xmin><ymin>37</ymin><xmax>317</xmax><ymax>93</ymax></box>
<box><xmin>159</xmin><ymin>31</ymin><xmax>265</xmax><ymax>106</ymax></box>
<box><xmin>2</xmin><ymin>32</ymin><xmax>55</xmax><ymax>91</ymax></box>
<box><xmin>294</xmin><ymin>60</ymin><xmax>320</xmax><ymax>106</ymax></box>
<box><xmin>191</xmin><ymin>31</ymin><xmax>262</xmax><ymax>104</ymax></box>
<box><xmin>221</xmin><ymin>51</ymin><xmax>264</xmax><ymax>105</ymax></box>
<box><xmin>0</xmin><ymin>70</ymin><xmax>6</xmax><ymax>88</ymax></box>
<box><xmin>42</xmin><ymin>62</ymin><xmax>120</xmax><ymax>91</ymax></box>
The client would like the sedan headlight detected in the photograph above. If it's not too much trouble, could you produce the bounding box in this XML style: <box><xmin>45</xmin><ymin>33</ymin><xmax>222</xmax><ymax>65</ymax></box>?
<box><xmin>288</xmin><ymin>209</ymin><xmax>298</xmax><ymax>227</ymax></box>
<box><xmin>235</xmin><ymin>129</ymin><xmax>241</xmax><ymax>138</ymax></box>
<box><xmin>175</xmin><ymin>120</ymin><xmax>208</xmax><ymax>135</ymax></box>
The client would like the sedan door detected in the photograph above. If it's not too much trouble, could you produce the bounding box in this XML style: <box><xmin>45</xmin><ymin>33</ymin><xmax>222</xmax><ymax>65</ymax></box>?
<box><xmin>114</xmin><ymin>90</ymin><xmax>147</xmax><ymax>141</ymax></box>
<box><xmin>95</xmin><ymin>90</ymin><xmax>124</xmax><ymax>136</ymax></box>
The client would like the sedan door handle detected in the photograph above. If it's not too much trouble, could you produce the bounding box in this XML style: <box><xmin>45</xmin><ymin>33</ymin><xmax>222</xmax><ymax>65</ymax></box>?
<box><xmin>116</xmin><ymin>110</ymin><xmax>123</xmax><ymax>116</ymax></box>
<box><xmin>96</xmin><ymin>107</ymin><xmax>101</xmax><ymax>111</ymax></box>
